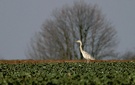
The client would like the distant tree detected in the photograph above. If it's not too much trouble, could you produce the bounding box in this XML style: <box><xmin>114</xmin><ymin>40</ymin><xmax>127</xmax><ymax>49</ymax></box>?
<box><xmin>121</xmin><ymin>49</ymin><xmax>135</xmax><ymax>60</ymax></box>
<box><xmin>27</xmin><ymin>1</ymin><xmax>118</xmax><ymax>60</ymax></box>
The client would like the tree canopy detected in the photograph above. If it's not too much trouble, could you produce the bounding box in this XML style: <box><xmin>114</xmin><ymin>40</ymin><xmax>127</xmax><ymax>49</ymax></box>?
<box><xmin>27</xmin><ymin>1</ymin><xmax>118</xmax><ymax>60</ymax></box>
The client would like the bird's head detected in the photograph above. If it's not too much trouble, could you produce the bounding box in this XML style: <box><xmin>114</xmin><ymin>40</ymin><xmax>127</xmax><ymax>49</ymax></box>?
<box><xmin>76</xmin><ymin>40</ymin><xmax>81</xmax><ymax>43</ymax></box>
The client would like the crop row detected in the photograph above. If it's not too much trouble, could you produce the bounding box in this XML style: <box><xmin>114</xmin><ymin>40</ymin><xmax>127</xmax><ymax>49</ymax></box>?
<box><xmin>0</xmin><ymin>62</ymin><xmax>135</xmax><ymax>85</ymax></box>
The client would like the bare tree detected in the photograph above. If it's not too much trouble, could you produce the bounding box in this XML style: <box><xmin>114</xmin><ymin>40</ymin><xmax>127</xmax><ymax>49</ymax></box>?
<box><xmin>121</xmin><ymin>49</ymin><xmax>135</xmax><ymax>60</ymax></box>
<box><xmin>27</xmin><ymin>1</ymin><xmax>118</xmax><ymax>60</ymax></box>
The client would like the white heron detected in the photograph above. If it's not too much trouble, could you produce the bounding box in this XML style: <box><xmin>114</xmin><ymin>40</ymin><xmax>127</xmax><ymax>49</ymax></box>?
<box><xmin>76</xmin><ymin>40</ymin><xmax>95</xmax><ymax>61</ymax></box>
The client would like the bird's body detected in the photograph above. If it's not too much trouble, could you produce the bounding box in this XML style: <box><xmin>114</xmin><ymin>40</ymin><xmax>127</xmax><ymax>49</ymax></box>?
<box><xmin>76</xmin><ymin>40</ymin><xmax>95</xmax><ymax>60</ymax></box>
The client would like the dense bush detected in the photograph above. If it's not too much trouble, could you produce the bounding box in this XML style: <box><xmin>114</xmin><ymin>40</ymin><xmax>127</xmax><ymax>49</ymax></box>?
<box><xmin>0</xmin><ymin>62</ymin><xmax>135</xmax><ymax>85</ymax></box>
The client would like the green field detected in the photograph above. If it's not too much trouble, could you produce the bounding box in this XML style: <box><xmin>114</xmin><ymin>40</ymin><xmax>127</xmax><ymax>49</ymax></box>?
<box><xmin>0</xmin><ymin>62</ymin><xmax>135</xmax><ymax>85</ymax></box>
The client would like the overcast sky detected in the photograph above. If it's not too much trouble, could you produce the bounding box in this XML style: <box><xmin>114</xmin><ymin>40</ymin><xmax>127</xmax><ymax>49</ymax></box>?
<box><xmin>0</xmin><ymin>0</ymin><xmax>135</xmax><ymax>59</ymax></box>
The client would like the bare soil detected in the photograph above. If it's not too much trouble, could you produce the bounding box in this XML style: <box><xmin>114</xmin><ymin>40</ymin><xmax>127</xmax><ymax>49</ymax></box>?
<box><xmin>0</xmin><ymin>59</ymin><xmax>134</xmax><ymax>64</ymax></box>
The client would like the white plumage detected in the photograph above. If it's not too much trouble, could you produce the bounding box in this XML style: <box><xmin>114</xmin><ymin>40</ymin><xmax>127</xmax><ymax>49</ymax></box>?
<box><xmin>76</xmin><ymin>40</ymin><xmax>95</xmax><ymax>60</ymax></box>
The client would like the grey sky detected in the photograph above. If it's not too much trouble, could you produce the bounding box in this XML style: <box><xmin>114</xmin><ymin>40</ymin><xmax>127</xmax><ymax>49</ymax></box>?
<box><xmin>0</xmin><ymin>0</ymin><xmax>135</xmax><ymax>59</ymax></box>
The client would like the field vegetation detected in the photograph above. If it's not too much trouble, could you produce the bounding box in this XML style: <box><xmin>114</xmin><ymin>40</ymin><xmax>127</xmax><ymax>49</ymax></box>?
<box><xmin>0</xmin><ymin>60</ymin><xmax>135</xmax><ymax>85</ymax></box>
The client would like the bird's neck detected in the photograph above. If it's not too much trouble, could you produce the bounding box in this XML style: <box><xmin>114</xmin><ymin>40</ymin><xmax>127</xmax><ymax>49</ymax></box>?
<box><xmin>79</xmin><ymin>43</ymin><xmax>83</xmax><ymax>52</ymax></box>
